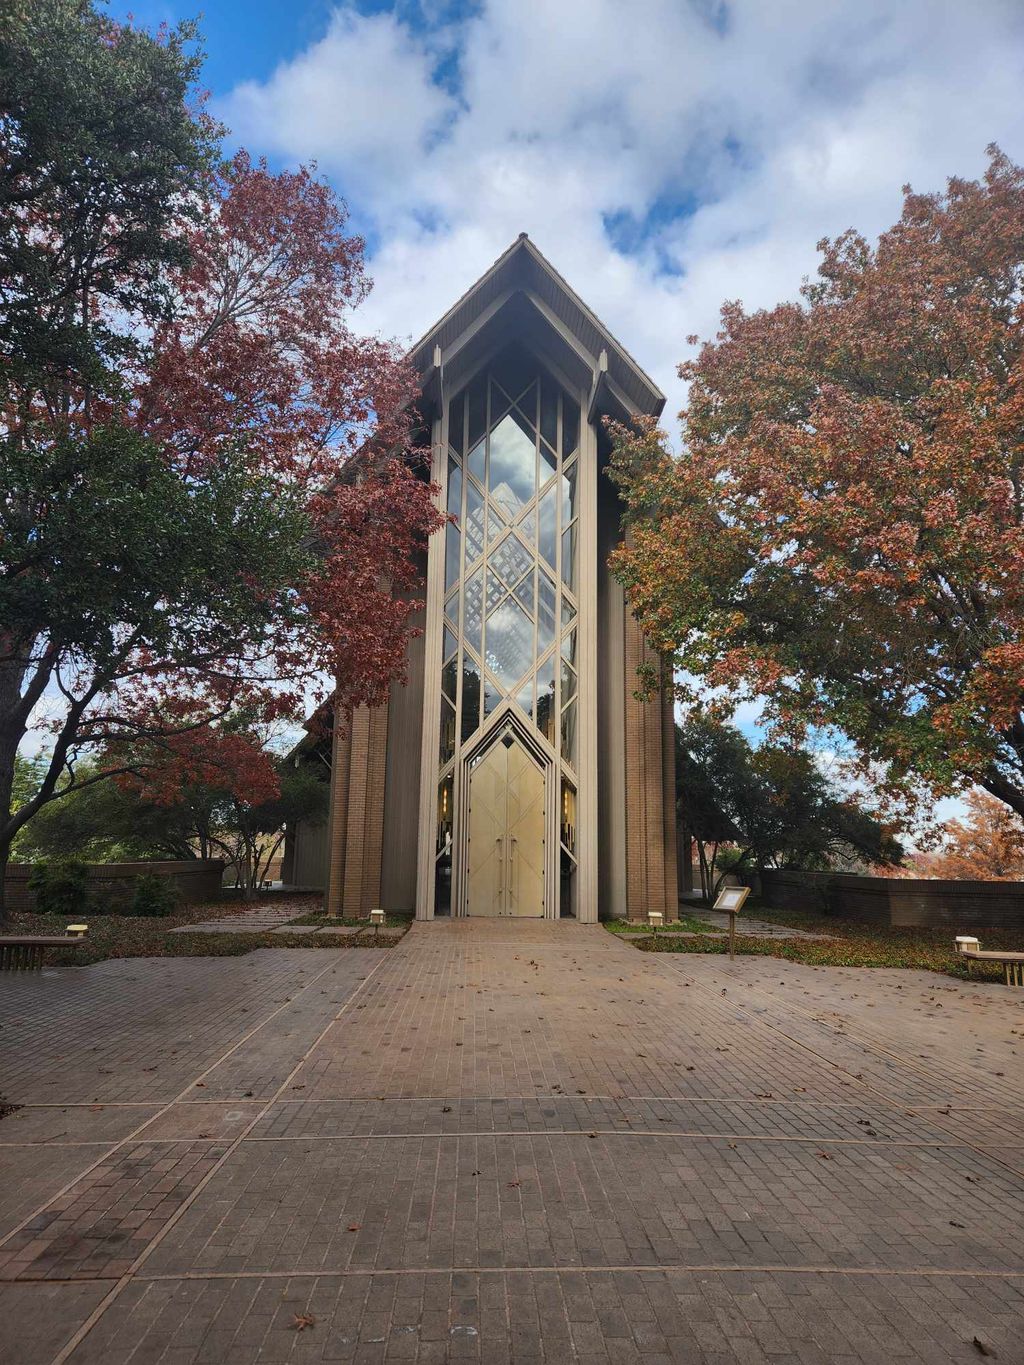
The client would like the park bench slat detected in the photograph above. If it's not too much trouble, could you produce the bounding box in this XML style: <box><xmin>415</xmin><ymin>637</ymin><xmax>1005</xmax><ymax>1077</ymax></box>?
<box><xmin>0</xmin><ymin>936</ymin><xmax>88</xmax><ymax>946</ymax></box>
<box><xmin>960</xmin><ymin>948</ymin><xmax>1024</xmax><ymax>987</ymax></box>
<box><xmin>0</xmin><ymin>935</ymin><xmax>86</xmax><ymax>972</ymax></box>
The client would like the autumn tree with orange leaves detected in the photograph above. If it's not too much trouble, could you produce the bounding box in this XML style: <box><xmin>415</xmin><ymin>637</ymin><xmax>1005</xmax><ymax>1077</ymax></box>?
<box><xmin>910</xmin><ymin>790</ymin><xmax>1024</xmax><ymax>881</ymax></box>
<box><xmin>611</xmin><ymin>148</ymin><xmax>1024</xmax><ymax>829</ymax></box>
<box><xmin>0</xmin><ymin>3</ymin><xmax>443</xmax><ymax>917</ymax></box>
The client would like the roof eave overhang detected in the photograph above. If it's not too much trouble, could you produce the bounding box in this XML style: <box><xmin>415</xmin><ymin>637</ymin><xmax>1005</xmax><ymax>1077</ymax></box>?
<box><xmin>410</xmin><ymin>235</ymin><xmax>665</xmax><ymax>425</ymax></box>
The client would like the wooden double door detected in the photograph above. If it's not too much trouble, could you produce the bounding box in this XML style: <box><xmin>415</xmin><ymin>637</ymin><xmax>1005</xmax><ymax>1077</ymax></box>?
<box><xmin>466</xmin><ymin>730</ymin><xmax>545</xmax><ymax>916</ymax></box>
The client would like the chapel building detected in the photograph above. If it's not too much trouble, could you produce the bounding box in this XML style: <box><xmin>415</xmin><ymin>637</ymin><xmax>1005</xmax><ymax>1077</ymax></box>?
<box><xmin>286</xmin><ymin>235</ymin><xmax>679</xmax><ymax>922</ymax></box>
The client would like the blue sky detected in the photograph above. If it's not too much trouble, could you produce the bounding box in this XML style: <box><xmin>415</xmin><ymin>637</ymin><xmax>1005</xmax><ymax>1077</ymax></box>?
<box><xmin>109</xmin><ymin>0</ymin><xmax>1024</xmax><ymax>435</ymax></box>
<box><xmin>96</xmin><ymin>2</ymin><xmax>1024</xmax><ymax>826</ymax></box>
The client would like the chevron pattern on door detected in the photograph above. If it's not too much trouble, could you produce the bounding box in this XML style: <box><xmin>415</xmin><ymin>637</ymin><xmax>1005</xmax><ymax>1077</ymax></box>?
<box><xmin>467</xmin><ymin>731</ymin><xmax>545</xmax><ymax>916</ymax></box>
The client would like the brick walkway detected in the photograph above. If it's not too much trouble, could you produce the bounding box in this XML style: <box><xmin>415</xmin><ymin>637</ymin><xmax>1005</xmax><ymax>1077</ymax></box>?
<box><xmin>688</xmin><ymin>911</ymin><xmax>833</xmax><ymax>940</ymax></box>
<box><xmin>0</xmin><ymin>924</ymin><xmax>1022</xmax><ymax>1362</ymax></box>
<box><xmin>167</xmin><ymin>903</ymin><xmax>310</xmax><ymax>933</ymax></box>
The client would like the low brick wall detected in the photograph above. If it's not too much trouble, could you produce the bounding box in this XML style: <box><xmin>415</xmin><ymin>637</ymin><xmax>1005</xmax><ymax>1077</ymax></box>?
<box><xmin>758</xmin><ymin>869</ymin><xmax>1024</xmax><ymax>932</ymax></box>
<box><xmin>5</xmin><ymin>860</ymin><xmax>225</xmax><ymax>913</ymax></box>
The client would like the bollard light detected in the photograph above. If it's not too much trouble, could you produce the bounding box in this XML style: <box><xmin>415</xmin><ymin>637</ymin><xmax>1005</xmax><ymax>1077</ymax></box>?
<box><xmin>369</xmin><ymin>908</ymin><xmax>385</xmax><ymax>938</ymax></box>
<box><xmin>647</xmin><ymin>909</ymin><xmax>664</xmax><ymax>930</ymax></box>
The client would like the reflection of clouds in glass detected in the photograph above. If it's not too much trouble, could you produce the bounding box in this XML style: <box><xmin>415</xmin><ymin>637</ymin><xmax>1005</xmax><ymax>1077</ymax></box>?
<box><xmin>440</xmin><ymin>354</ymin><xmax>586</xmax><ymax>763</ymax></box>
<box><xmin>488</xmin><ymin>413</ymin><xmax>536</xmax><ymax>517</ymax></box>
<box><xmin>485</xmin><ymin>597</ymin><xmax>533</xmax><ymax>692</ymax></box>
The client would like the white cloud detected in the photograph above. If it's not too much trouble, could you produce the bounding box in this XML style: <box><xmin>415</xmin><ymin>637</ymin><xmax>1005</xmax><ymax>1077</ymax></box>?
<box><xmin>219</xmin><ymin>8</ymin><xmax>454</xmax><ymax>197</ymax></box>
<box><xmin>220</xmin><ymin>0</ymin><xmax>1024</xmax><ymax>428</ymax></box>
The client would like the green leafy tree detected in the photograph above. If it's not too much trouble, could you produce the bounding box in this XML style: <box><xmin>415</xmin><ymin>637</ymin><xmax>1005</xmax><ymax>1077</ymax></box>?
<box><xmin>0</xmin><ymin>3</ymin><xmax>442</xmax><ymax>920</ymax></box>
<box><xmin>676</xmin><ymin>715</ymin><xmax>902</xmax><ymax>899</ymax></box>
<box><xmin>15</xmin><ymin>738</ymin><xmax>329</xmax><ymax>899</ymax></box>
<box><xmin>108</xmin><ymin>722</ymin><xmax>329</xmax><ymax>897</ymax></box>
<box><xmin>12</xmin><ymin>760</ymin><xmax>188</xmax><ymax>862</ymax></box>
<box><xmin>0</xmin><ymin>0</ymin><xmax>215</xmax><ymax>400</ymax></box>
<box><xmin>222</xmin><ymin>764</ymin><xmax>329</xmax><ymax>895</ymax></box>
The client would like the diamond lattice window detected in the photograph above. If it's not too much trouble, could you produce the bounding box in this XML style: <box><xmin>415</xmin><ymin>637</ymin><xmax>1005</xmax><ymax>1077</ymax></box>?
<box><xmin>438</xmin><ymin>348</ymin><xmax>581</xmax><ymax>798</ymax></box>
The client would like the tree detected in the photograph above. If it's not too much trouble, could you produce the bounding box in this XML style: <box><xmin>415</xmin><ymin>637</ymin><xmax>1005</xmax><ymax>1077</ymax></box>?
<box><xmin>0</xmin><ymin>0</ymin><xmax>215</xmax><ymax>401</ymax></box>
<box><xmin>611</xmin><ymin>149</ymin><xmax>1024</xmax><ymax>829</ymax></box>
<box><xmin>223</xmin><ymin>765</ymin><xmax>328</xmax><ymax>895</ymax></box>
<box><xmin>674</xmin><ymin>717</ymin><xmax>748</xmax><ymax>899</ymax></box>
<box><xmin>0</xmin><ymin>4</ymin><xmax>444</xmax><ymax>918</ymax></box>
<box><xmin>113</xmin><ymin>725</ymin><xmax>330</xmax><ymax>896</ymax></box>
<box><xmin>911</xmin><ymin>790</ymin><xmax>1024</xmax><ymax>881</ymax></box>
<box><xmin>14</xmin><ymin>730</ymin><xmax>331</xmax><ymax>898</ymax></box>
<box><xmin>11</xmin><ymin>761</ymin><xmax>176</xmax><ymax>863</ymax></box>
<box><xmin>676</xmin><ymin>714</ymin><xmax>902</xmax><ymax>899</ymax></box>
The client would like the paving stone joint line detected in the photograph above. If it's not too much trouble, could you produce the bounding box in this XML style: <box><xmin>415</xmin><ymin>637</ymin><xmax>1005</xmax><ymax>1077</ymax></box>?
<box><xmin>45</xmin><ymin>954</ymin><xmax>390</xmax><ymax>1365</ymax></box>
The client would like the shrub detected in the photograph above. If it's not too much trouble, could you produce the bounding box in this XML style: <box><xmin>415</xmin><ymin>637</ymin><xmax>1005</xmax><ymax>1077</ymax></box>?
<box><xmin>28</xmin><ymin>860</ymin><xmax>91</xmax><ymax>916</ymax></box>
<box><xmin>127</xmin><ymin>873</ymin><xmax>178</xmax><ymax>918</ymax></box>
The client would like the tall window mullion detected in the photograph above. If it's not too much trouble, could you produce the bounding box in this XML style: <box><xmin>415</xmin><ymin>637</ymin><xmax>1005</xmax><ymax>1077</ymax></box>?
<box><xmin>441</xmin><ymin>351</ymin><xmax>581</xmax><ymax>771</ymax></box>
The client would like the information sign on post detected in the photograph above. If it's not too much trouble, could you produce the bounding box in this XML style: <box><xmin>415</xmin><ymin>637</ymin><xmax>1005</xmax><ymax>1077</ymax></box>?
<box><xmin>712</xmin><ymin>885</ymin><xmax>751</xmax><ymax>960</ymax></box>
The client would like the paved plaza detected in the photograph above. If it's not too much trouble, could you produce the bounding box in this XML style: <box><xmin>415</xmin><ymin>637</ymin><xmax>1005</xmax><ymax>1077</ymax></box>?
<box><xmin>0</xmin><ymin>921</ymin><xmax>1022</xmax><ymax>1363</ymax></box>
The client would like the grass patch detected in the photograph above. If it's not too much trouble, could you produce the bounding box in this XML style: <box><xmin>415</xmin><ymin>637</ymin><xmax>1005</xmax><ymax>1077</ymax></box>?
<box><xmin>606</xmin><ymin>916</ymin><xmax>716</xmax><ymax>935</ymax></box>
<box><xmin>1</xmin><ymin>895</ymin><xmax>405</xmax><ymax>967</ymax></box>
<box><xmin>622</xmin><ymin>902</ymin><xmax>1016</xmax><ymax>984</ymax></box>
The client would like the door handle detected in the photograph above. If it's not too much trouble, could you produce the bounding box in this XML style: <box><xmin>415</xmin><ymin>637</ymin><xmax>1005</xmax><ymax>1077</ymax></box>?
<box><xmin>511</xmin><ymin>836</ymin><xmax>518</xmax><ymax>908</ymax></box>
<box><xmin>496</xmin><ymin>836</ymin><xmax>504</xmax><ymax>912</ymax></box>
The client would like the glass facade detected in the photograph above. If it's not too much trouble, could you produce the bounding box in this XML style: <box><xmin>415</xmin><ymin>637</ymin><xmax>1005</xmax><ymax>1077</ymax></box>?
<box><xmin>435</xmin><ymin>346</ymin><xmax>582</xmax><ymax>913</ymax></box>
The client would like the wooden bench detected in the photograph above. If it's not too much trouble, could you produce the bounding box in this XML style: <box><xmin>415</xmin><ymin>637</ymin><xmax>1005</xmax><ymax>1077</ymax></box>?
<box><xmin>0</xmin><ymin>935</ymin><xmax>86</xmax><ymax>972</ymax></box>
<box><xmin>960</xmin><ymin>949</ymin><xmax>1024</xmax><ymax>987</ymax></box>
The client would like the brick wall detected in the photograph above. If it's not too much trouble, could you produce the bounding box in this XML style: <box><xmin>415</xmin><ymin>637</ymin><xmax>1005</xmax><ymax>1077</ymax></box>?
<box><xmin>5</xmin><ymin>860</ymin><xmax>225</xmax><ymax>913</ymax></box>
<box><xmin>758</xmin><ymin>869</ymin><xmax>1024</xmax><ymax>932</ymax></box>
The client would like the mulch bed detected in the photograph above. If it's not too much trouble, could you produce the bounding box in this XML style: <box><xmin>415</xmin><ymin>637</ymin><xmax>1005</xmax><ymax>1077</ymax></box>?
<box><xmin>624</xmin><ymin>903</ymin><xmax>1019</xmax><ymax>982</ymax></box>
<box><xmin>2</xmin><ymin>895</ymin><xmax>408</xmax><ymax>967</ymax></box>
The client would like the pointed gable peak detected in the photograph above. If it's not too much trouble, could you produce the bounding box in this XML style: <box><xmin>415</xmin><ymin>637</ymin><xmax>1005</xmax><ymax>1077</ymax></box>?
<box><xmin>409</xmin><ymin>235</ymin><xmax>665</xmax><ymax>420</ymax></box>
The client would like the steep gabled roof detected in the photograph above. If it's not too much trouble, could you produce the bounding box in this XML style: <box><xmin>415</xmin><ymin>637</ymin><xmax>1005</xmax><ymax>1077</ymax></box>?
<box><xmin>409</xmin><ymin>234</ymin><xmax>665</xmax><ymax>421</ymax></box>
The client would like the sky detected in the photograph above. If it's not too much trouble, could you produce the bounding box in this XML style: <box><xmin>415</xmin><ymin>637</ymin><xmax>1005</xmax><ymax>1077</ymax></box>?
<box><xmin>110</xmin><ymin>0</ymin><xmax>1024</xmax><ymax>432</ymax></box>
<box><xmin>52</xmin><ymin>1</ymin><xmax>1024</xmax><ymax>826</ymax></box>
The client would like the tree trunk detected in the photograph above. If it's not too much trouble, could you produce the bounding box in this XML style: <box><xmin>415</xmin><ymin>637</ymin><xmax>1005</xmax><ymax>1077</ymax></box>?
<box><xmin>0</xmin><ymin>701</ymin><xmax>19</xmax><ymax>929</ymax></box>
<box><xmin>981</xmin><ymin>766</ymin><xmax>1024</xmax><ymax>822</ymax></box>
<box><xmin>0</xmin><ymin>842</ymin><xmax>10</xmax><ymax>929</ymax></box>
<box><xmin>240</xmin><ymin>833</ymin><xmax>257</xmax><ymax>901</ymax></box>
<box><xmin>708</xmin><ymin>842</ymin><xmax>719</xmax><ymax>902</ymax></box>
<box><xmin>697</xmin><ymin>842</ymin><xmax>710</xmax><ymax>901</ymax></box>
<box><xmin>253</xmin><ymin>832</ymin><xmax>284</xmax><ymax>890</ymax></box>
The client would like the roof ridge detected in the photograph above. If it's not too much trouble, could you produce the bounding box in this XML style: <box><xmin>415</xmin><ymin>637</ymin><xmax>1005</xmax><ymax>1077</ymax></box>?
<box><xmin>403</xmin><ymin>233</ymin><xmax>665</xmax><ymax>417</ymax></box>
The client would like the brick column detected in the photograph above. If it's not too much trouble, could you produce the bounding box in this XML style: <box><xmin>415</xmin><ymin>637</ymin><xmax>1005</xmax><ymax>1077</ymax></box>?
<box><xmin>660</xmin><ymin>657</ymin><xmax>679</xmax><ymax>916</ymax></box>
<box><xmin>623</xmin><ymin>612</ymin><xmax>678</xmax><ymax>921</ymax></box>
<box><xmin>623</xmin><ymin>610</ymin><xmax>648</xmax><ymax>920</ymax></box>
<box><xmin>324</xmin><ymin>697</ymin><xmax>390</xmax><ymax>917</ymax></box>
<box><xmin>324</xmin><ymin>705</ymin><xmax>351</xmax><ymax>917</ymax></box>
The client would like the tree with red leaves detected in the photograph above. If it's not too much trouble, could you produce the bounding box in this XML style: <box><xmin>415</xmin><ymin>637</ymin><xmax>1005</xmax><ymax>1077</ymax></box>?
<box><xmin>611</xmin><ymin>148</ymin><xmax>1024</xmax><ymax>829</ymax></box>
<box><xmin>112</xmin><ymin>721</ymin><xmax>328</xmax><ymax>896</ymax></box>
<box><xmin>0</xmin><ymin>4</ymin><xmax>443</xmax><ymax>918</ymax></box>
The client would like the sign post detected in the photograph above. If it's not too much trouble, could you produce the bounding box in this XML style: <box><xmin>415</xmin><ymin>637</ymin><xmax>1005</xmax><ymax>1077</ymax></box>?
<box><xmin>712</xmin><ymin>885</ymin><xmax>751</xmax><ymax>960</ymax></box>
